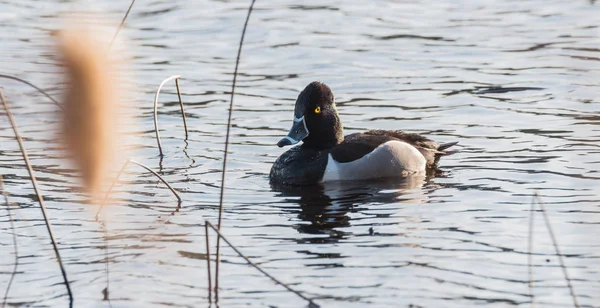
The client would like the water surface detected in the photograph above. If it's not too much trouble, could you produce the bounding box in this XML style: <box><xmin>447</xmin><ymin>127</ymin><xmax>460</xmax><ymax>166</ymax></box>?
<box><xmin>0</xmin><ymin>0</ymin><xmax>599</xmax><ymax>307</ymax></box>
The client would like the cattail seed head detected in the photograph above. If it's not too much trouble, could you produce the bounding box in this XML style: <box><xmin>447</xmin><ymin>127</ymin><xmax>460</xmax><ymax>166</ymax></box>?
<box><xmin>57</xmin><ymin>21</ymin><xmax>120</xmax><ymax>200</ymax></box>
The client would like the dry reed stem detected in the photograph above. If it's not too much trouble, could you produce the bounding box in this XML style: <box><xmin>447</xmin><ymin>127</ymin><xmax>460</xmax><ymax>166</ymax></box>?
<box><xmin>206</xmin><ymin>221</ymin><xmax>319</xmax><ymax>307</ymax></box>
<box><xmin>94</xmin><ymin>159</ymin><xmax>181</xmax><ymax>301</ymax></box>
<box><xmin>101</xmin><ymin>217</ymin><xmax>111</xmax><ymax>305</ymax></box>
<box><xmin>0</xmin><ymin>175</ymin><xmax>19</xmax><ymax>308</ymax></box>
<box><xmin>153</xmin><ymin>75</ymin><xmax>188</xmax><ymax>156</ymax></box>
<box><xmin>204</xmin><ymin>223</ymin><xmax>213</xmax><ymax>303</ymax></box>
<box><xmin>175</xmin><ymin>78</ymin><xmax>189</xmax><ymax>139</ymax></box>
<box><xmin>99</xmin><ymin>2</ymin><xmax>136</xmax><ymax>299</ymax></box>
<box><xmin>108</xmin><ymin>0</ymin><xmax>136</xmax><ymax>52</ymax></box>
<box><xmin>94</xmin><ymin>159</ymin><xmax>182</xmax><ymax>220</ymax></box>
<box><xmin>0</xmin><ymin>90</ymin><xmax>74</xmax><ymax>307</ymax></box>
<box><xmin>528</xmin><ymin>194</ymin><xmax>536</xmax><ymax>307</ymax></box>
<box><xmin>215</xmin><ymin>0</ymin><xmax>257</xmax><ymax>300</ymax></box>
<box><xmin>0</xmin><ymin>74</ymin><xmax>63</xmax><ymax>111</ymax></box>
<box><xmin>57</xmin><ymin>24</ymin><xmax>120</xmax><ymax>200</ymax></box>
<box><xmin>535</xmin><ymin>193</ymin><xmax>580</xmax><ymax>308</ymax></box>
<box><xmin>528</xmin><ymin>193</ymin><xmax>580</xmax><ymax>308</ymax></box>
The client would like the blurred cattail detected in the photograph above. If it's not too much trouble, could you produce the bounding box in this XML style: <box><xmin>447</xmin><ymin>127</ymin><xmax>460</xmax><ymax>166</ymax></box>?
<box><xmin>57</xmin><ymin>21</ymin><xmax>121</xmax><ymax>200</ymax></box>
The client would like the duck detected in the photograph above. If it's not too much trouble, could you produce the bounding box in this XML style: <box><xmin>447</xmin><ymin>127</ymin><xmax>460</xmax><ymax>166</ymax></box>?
<box><xmin>269</xmin><ymin>81</ymin><xmax>458</xmax><ymax>186</ymax></box>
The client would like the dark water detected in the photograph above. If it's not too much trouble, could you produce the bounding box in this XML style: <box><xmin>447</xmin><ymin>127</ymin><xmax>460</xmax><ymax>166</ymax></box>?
<box><xmin>1</xmin><ymin>0</ymin><xmax>599</xmax><ymax>307</ymax></box>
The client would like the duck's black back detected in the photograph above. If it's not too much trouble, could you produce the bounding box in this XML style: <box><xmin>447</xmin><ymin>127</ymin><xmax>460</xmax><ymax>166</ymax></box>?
<box><xmin>332</xmin><ymin>130</ymin><xmax>444</xmax><ymax>167</ymax></box>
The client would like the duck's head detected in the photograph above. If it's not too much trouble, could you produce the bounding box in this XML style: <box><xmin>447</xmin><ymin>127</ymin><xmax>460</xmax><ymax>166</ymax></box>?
<box><xmin>277</xmin><ymin>81</ymin><xmax>344</xmax><ymax>149</ymax></box>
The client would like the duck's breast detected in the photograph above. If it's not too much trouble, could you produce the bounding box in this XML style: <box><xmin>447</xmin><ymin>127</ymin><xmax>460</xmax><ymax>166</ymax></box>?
<box><xmin>322</xmin><ymin>140</ymin><xmax>426</xmax><ymax>182</ymax></box>
<box><xmin>270</xmin><ymin>145</ymin><xmax>329</xmax><ymax>185</ymax></box>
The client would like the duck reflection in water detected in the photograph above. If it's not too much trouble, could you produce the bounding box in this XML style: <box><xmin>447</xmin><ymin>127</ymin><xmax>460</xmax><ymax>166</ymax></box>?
<box><xmin>271</xmin><ymin>175</ymin><xmax>429</xmax><ymax>242</ymax></box>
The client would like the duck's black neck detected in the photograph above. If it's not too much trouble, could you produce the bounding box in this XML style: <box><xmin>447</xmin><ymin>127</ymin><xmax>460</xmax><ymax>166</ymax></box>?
<box><xmin>301</xmin><ymin>117</ymin><xmax>344</xmax><ymax>149</ymax></box>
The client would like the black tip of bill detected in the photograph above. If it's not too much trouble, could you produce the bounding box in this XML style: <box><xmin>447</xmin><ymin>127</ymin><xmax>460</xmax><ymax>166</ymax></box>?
<box><xmin>277</xmin><ymin>137</ymin><xmax>293</xmax><ymax>148</ymax></box>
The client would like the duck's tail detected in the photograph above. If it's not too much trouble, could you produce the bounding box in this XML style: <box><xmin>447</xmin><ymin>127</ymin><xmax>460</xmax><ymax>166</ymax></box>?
<box><xmin>432</xmin><ymin>141</ymin><xmax>458</xmax><ymax>168</ymax></box>
<box><xmin>438</xmin><ymin>141</ymin><xmax>459</xmax><ymax>154</ymax></box>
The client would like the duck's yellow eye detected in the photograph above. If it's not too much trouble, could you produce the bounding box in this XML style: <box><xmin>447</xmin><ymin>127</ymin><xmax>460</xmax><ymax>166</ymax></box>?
<box><xmin>314</xmin><ymin>106</ymin><xmax>321</xmax><ymax>114</ymax></box>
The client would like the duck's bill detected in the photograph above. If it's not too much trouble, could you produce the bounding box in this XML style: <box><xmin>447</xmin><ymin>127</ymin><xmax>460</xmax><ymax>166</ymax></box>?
<box><xmin>277</xmin><ymin>116</ymin><xmax>309</xmax><ymax>147</ymax></box>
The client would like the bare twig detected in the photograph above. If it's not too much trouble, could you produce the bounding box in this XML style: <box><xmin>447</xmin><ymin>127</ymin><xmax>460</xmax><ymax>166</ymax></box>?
<box><xmin>102</xmin><ymin>217</ymin><xmax>111</xmax><ymax>306</ymax></box>
<box><xmin>108</xmin><ymin>0</ymin><xmax>136</xmax><ymax>52</ymax></box>
<box><xmin>206</xmin><ymin>221</ymin><xmax>319</xmax><ymax>307</ymax></box>
<box><xmin>96</xmin><ymin>160</ymin><xmax>129</xmax><ymax>304</ymax></box>
<box><xmin>215</xmin><ymin>0</ymin><xmax>256</xmax><ymax>298</ymax></box>
<box><xmin>0</xmin><ymin>74</ymin><xmax>63</xmax><ymax>111</ymax></box>
<box><xmin>94</xmin><ymin>159</ymin><xmax>182</xmax><ymax>220</ymax></box>
<box><xmin>153</xmin><ymin>75</ymin><xmax>188</xmax><ymax>156</ymax></box>
<box><xmin>0</xmin><ymin>90</ymin><xmax>73</xmax><ymax>306</ymax></box>
<box><xmin>533</xmin><ymin>193</ymin><xmax>580</xmax><ymax>308</ymax></box>
<box><xmin>94</xmin><ymin>158</ymin><xmax>181</xmax><ymax>302</ymax></box>
<box><xmin>175</xmin><ymin>78</ymin><xmax>188</xmax><ymax>140</ymax></box>
<box><xmin>94</xmin><ymin>159</ymin><xmax>129</xmax><ymax>221</ymax></box>
<box><xmin>128</xmin><ymin>160</ymin><xmax>181</xmax><ymax>204</ymax></box>
<box><xmin>528</xmin><ymin>194</ymin><xmax>536</xmax><ymax>307</ymax></box>
<box><xmin>204</xmin><ymin>223</ymin><xmax>213</xmax><ymax>303</ymax></box>
<box><xmin>1</xmin><ymin>175</ymin><xmax>19</xmax><ymax>308</ymax></box>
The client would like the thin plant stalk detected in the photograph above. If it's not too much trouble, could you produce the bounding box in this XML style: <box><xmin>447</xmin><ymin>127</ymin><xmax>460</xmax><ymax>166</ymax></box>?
<box><xmin>94</xmin><ymin>159</ymin><xmax>129</xmax><ymax>220</ymax></box>
<box><xmin>206</xmin><ymin>221</ymin><xmax>319</xmax><ymax>307</ymax></box>
<box><xmin>96</xmin><ymin>161</ymin><xmax>128</xmax><ymax>304</ymax></box>
<box><xmin>215</xmin><ymin>0</ymin><xmax>256</xmax><ymax>299</ymax></box>
<box><xmin>0</xmin><ymin>90</ymin><xmax>73</xmax><ymax>307</ymax></box>
<box><xmin>102</xmin><ymin>216</ymin><xmax>111</xmax><ymax>305</ymax></box>
<box><xmin>128</xmin><ymin>160</ymin><xmax>182</xmax><ymax>203</ymax></box>
<box><xmin>1</xmin><ymin>175</ymin><xmax>19</xmax><ymax>308</ymax></box>
<box><xmin>0</xmin><ymin>74</ymin><xmax>63</xmax><ymax>111</ymax></box>
<box><xmin>206</xmin><ymin>223</ymin><xmax>315</xmax><ymax>304</ymax></box>
<box><xmin>528</xmin><ymin>195</ymin><xmax>536</xmax><ymax>307</ymax></box>
<box><xmin>204</xmin><ymin>223</ymin><xmax>213</xmax><ymax>303</ymax></box>
<box><xmin>175</xmin><ymin>78</ymin><xmax>188</xmax><ymax>140</ymax></box>
<box><xmin>94</xmin><ymin>159</ymin><xmax>182</xmax><ymax>220</ymax></box>
<box><xmin>153</xmin><ymin>75</ymin><xmax>188</xmax><ymax>156</ymax></box>
<box><xmin>108</xmin><ymin>0</ymin><xmax>136</xmax><ymax>52</ymax></box>
<box><xmin>95</xmin><ymin>158</ymin><xmax>182</xmax><ymax>302</ymax></box>
<box><xmin>534</xmin><ymin>193</ymin><xmax>580</xmax><ymax>308</ymax></box>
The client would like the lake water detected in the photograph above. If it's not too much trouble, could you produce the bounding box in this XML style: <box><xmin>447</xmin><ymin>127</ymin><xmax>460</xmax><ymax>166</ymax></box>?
<box><xmin>0</xmin><ymin>0</ymin><xmax>598</xmax><ymax>307</ymax></box>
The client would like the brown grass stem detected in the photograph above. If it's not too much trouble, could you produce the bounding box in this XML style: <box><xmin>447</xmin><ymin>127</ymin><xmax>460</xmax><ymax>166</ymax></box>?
<box><xmin>204</xmin><ymin>223</ymin><xmax>213</xmax><ymax>303</ymax></box>
<box><xmin>101</xmin><ymin>218</ymin><xmax>112</xmax><ymax>305</ymax></box>
<box><xmin>108</xmin><ymin>0</ymin><xmax>136</xmax><ymax>52</ymax></box>
<box><xmin>94</xmin><ymin>159</ymin><xmax>181</xmax><ymax>302</ymax></box>
<box><xmin>0</xmin><ymin>90</ymin><xmax>73</xmax><ymax>307</ymax></box>
<box><xmin>175</xmin><ymin>78</ymin><xmax>188</xmax><ymax>140</ymax></box>
<box><xmin>0</xmin><ymin>74</ymin><xmax>63</xmax><ymax>111</ymax></box>
<box><xmin>153</xmin><ymin>75</ymin><xmax>188</xmax><ymax>156</ymax></box>
<box><xmin>206</xmin><ymin>221</ymin><xmax>319</xmax><ymax>307</ymax></box>
<box><xmin>528</xmin><ymin>193</ymin><xmax>580</xmax><ymax>308</ymax></box>
<box><xmin>0</xmin><ymin>175</ymin><xmax>19</xmax><ymax>308</ymax></box>
<box><xmin>94</xmin><ymin>159</ymin><xmax>182</xmax><ymax>220</ymax></box>
<box><xmin>535</xmin><ymin>193</ymin><xmax>580</xmax><ymax>308</ymax></box>
<box><xmin>215</xmin><ymin>0</ymin><xmax>256</xmax><ymax>299</ymax></box>
<box><xmin>527</xmin><ymin>194</ymin><xmax>536</xmax><ymax>307</ymax></box>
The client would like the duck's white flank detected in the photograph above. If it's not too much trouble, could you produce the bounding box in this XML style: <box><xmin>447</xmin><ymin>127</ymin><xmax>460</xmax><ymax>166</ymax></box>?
<box><xmin>321</xmin><ymin>140</ymin><xmax>426</xmax><ymax>182</ymax></box>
